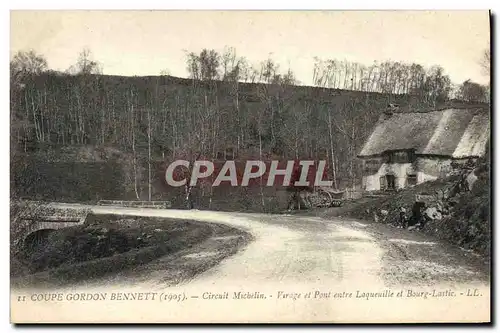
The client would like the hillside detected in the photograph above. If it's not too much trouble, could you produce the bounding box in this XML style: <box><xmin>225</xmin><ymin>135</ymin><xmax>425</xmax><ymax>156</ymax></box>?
<box><xmin>10</xmin><ymin>72</ymin><xmax>489</xmax><ymax>211</ymax></box>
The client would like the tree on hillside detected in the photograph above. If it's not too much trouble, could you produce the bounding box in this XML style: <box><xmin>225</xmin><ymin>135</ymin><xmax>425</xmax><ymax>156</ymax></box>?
<box><xmin>254</xmin><ymin>57</ymin><xmax>283</xmax><ymax>154</ymax></box>
<box><xmin>408</xmin><ymin>63</ymin><xmax>426</xmax><ymax>93</ymax></box>
<box><xmin>221</xmin><ymin>47</ymin><xmax>248</xmax><ymax>82</ymax></box>
<box><xmin>10</xmin><ymin>50</ymin><xmax>48</xmax><ymax>77</ymax></box>
<box><xmin>479</xmin><ymin>48</ymin><xmax>491</xmax><ymax>103</ymax></box>
<box><xmin>67</xmin><ymin>48</ymin><xmax>102</xmax><ymax>75</ymax></box>
<box><xmin>186</xmin><ymin>51</ymin><xmax>201</xmax><ymax>81</ymax></box>
<box><xmin>160</xmin><ymin>68</ymin><xmax>171</xmax><ymax>76</ymax></box>
<box><xmin>457</xmin><ymin>79</ymin><xmax>488</xmax><ymax>103</ymax></box>
<box><xmin>220</xmin><ymin>47</ymin><xmax>249</xmax><ymax>153</ymax></box>
<box><xmin>260</xmin><ymin>56</ymin><xmax>279</xmax><ymax>84</ymax></box>
<box><xmin>186</xmin><ymin>49</ymin><xmax>221</xmax><ymax>82</ymax></box>
<box><xmin>310</xmin><ymin>61</ymin><xmax>343</xmax><ymax>187</ymax></box>
<box><xmin>199</xmin><ymin>49</ymin><xmax>220</xmax><ymax>81</ymax></box>
<box><xmin>10</xmin><ymin>50</ymin><xmax>48</xmax><ymax>91</ymax></box>
<box><xmin>420</xmin><ymin>66</ymin><xmax>452</xmax><ymax>105</ymax></box>
<box><xmin>10</xmin><ymin>50</ymin><xmax>51</xmax><ymax>147</ymax></box>
<box><xmin>312</xmin><ymin>57</ymin><xmax>449</xmax><ymax>104</ymax></box>
<box><xmin>274</xmin><ymin>68</ymin><xmax>298</xmax><ymax>86</ymax></box>
<box><xmin>480</xmin><ymin>47</ymin><xmax>490</xmax><ymax>77</ymax></box>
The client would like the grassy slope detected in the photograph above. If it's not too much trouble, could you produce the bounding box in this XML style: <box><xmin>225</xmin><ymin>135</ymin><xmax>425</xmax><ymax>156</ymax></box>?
<box><xmin>12</xmin><ymin>213</ymin><xmax>252</xmax><ymax>287</ymax></box>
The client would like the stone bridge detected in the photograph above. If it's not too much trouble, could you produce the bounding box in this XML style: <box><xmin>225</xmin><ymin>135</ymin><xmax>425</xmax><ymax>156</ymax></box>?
<box><xmin>21</xmin><ymin>216</ymin><xmax>87</xmax><ymax>235</ymax></box>
<box><xmin>15</xmin><ymin>212</ymin><xmax>89</xmax><ymax>252</ymax></box>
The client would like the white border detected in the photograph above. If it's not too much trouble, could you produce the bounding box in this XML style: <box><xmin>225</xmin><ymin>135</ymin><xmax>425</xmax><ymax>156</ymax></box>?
<box><xmin>4</xmin><ymin>1</ymin><xmax>499</xmax><ymax>10</ymax></box>
<box><xmin>2</xmin><ymin>2</ymin><xmax>498</xmax><ymax>332</ymax></box>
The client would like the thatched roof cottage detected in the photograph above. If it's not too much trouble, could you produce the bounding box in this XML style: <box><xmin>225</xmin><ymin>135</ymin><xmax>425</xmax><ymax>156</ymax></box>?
<box><xmin>357</xmin><ymin>108</ymin><xmax>490</xmax><ymax>191</ymax></box>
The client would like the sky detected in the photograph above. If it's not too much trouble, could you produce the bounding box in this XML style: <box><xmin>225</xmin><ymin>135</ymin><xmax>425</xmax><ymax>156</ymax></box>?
<box><xmin>10</xmin><ymin>10</ymin><xmax>491</xmax><ymax>86</ymax></box>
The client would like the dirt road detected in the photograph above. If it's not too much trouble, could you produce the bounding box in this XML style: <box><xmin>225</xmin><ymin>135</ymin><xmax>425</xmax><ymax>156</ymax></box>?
<box><xmin>11</xmin><ymin>203</ymin><xmax>491</xmax><ymax>323</ymax></box>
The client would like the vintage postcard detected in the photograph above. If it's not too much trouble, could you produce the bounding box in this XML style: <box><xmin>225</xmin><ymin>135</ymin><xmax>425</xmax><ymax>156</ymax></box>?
<box><xmin>9</xmin><ymin>10</ymin><xmax>491</xmax><ymax>323</ymax></box>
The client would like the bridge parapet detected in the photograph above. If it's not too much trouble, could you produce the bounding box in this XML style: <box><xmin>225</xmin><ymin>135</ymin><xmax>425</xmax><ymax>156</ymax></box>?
<box><xmin>97</xmin><ymin>200</ymin><xmax>171</xmax><ymax>209</ymax></box>
<box><xmin>20</xmin><ymin>213</ymin><xmax>88</xmax><ymax>237</ymax></box>
<box><xmin>11</xmin><ymin>201</ymin><xmax>90</xmax><ymax>247</ymax></box>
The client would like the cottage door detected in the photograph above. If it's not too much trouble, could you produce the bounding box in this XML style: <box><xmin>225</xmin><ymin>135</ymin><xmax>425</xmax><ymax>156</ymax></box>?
<box><xmin>386</xmin><ymin>175</ymin><xmax>396</xmax><ymax>190</ymax></box>
<box><xmin>379</xmin><ymin>176</ymin><xmax>387</xmax><ymax>190</ymax></box>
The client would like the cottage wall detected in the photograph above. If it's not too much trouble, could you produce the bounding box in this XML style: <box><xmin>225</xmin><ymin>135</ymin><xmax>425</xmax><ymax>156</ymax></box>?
<box><xmin>415</xmin><ymin>157</ymin><xmax>451</xmax><ymax>183</ymax></box>
<box><xmin>361</xmin><ymin>157</ymin><xmax>417</xmax><ymax>191</ymax></box>
<box><xmin>361</xmin><ymin>156</ymin><xmax>455</xmax><ymax>191</ymax></box>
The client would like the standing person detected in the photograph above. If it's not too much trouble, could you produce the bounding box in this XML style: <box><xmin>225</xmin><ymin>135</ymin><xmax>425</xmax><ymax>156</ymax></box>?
<box><xmin>286</xmin><ymin>190</ymin><xmax>299</xmax><ymax>211</ymax></box>
<box><xmin>398</xmin><ymin>207</ymin><xmax>407</xmax><ymax>228</ymax></box>
<box><xmin>185</xmin><ymin>182</ymin><xmax>194</xmax><ymax>209</ymax></box>
<box><xmin>183</xmin><ymin>152</ymin><xmax>201</xmax><ymax>210</ymax></box>
<box><xmin>287</xmin><ymin>160</ymin><xmax>307</xmax><ymax>211</ymax></box>
<box><xmin>408</xmin><ymin>201</ymin><xmax>425</xmax><ymax>230</ymax></box>
<box><xmin>287</xmin><ymin>162</ymin><xmax>300</xmax><ymax>211</ymax></box>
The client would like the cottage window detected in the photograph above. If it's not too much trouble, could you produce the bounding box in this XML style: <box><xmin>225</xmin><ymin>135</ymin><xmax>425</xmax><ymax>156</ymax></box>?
<box><xmin>385</xmin><ymin>150</ymin><xmax>416</xmax><ymax>164</ymax></box>
<box><xmin>380</xmin><ymin>175</ymin><xmax>395</xmax><ymax>190</ymax></box>
<box><xmin>394</xmin><ymin>151</ymin><xmax>406</xmax><ymax>163</ymax></box>
<box><xmin>387</xmin><ymin>152</ymin><xmax>394</xmax><ymax>163</ymax></box>
<box><xmin>364</xmin><ymin>160</ymin><xmax>379</xmax><ymax>173</ymax></box>
<box><xmin>407</xmin><ymin>175</ymin><xmax>417</xmax><ymax>186</ymax></box>
<box><xmin>408</xmin><ymin>150</ymin><xmax>416</xmax><ymax>163</ymax></box>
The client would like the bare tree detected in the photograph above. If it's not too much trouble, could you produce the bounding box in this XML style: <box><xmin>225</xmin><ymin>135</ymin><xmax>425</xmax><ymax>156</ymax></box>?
<box><xmin>147</xmin><ymin>106</ymin><xmax>152</xmax><ymax>201</ymax></box>
<box><xmin>480</xmin><ymin>47</ymin><xmax>490</xmax><ymax>77</ymax></box>
<box><xmin>127</xmin><ymin>88</ymin><xmax>140</xmax><ymax>200</ymax></box>
<box><xmin>458</xmin><ymin>79</ymin><xmax>487</xmax><ymax>103</ymax></box>
<box><xmin>220</xmin><ymin>47</ymin><xmax>248</xmax><ymax>153</ymax></box>
<box><xmin>186</xmin><ymin>51</ymin><xmax>201</xmax><ymax>81</ymax></box>
<box><xmin>67</xmin><ymin>48</ymin><xmax>102</xmax><ymax>75</ymax></box>
<box><xmin>10</xmin><ymin>50</ymin><xmax>48</xmax><ymax>76</ymax></box>
<box><xmin>160</xmin><ymin>69</ymin><xmax>171</xmax><ymax>76</ymax></box>
<box><xmin>260</xmin><ymin>56</ymin><xmax>279</xmax><ymax>84</ymax></box>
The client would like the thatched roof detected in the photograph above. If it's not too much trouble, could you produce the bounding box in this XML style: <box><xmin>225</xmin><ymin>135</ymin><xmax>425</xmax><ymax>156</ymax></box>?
<box><xmin>358</xmin><ymin>108</ymin><xmax>490</xmax><ymax>158</ymax></box>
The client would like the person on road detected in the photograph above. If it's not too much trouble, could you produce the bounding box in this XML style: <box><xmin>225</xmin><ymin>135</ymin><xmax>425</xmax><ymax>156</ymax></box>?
<box><xmin>398</xmin><ymin>207</ymin><xmax>407</xmax><ymax>228</ymax></box>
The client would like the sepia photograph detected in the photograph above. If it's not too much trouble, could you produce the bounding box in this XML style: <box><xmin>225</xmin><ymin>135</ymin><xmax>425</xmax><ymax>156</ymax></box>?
<box><xmin>9</xmin><ymin>9</ymin><xmax>491</xmax><ymax>323</ymax></box>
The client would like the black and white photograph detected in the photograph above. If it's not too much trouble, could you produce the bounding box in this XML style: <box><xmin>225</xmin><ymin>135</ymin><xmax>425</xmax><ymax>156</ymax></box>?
<box><xmin>8</xmin><ymin>9</ymin><xmax>492</xmax><ymax>323</ymax></box>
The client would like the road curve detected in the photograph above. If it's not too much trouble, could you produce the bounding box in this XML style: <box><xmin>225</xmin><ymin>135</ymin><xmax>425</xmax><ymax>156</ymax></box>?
<box><xmin>48</xmin><ymin>203</ymin><xmax>386</xmax><ymax>288</ymax></box>
<box><xmin>11</xmin><ymin>203</ymin><xmax>490</xmax><ymax>323</ymax></box>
